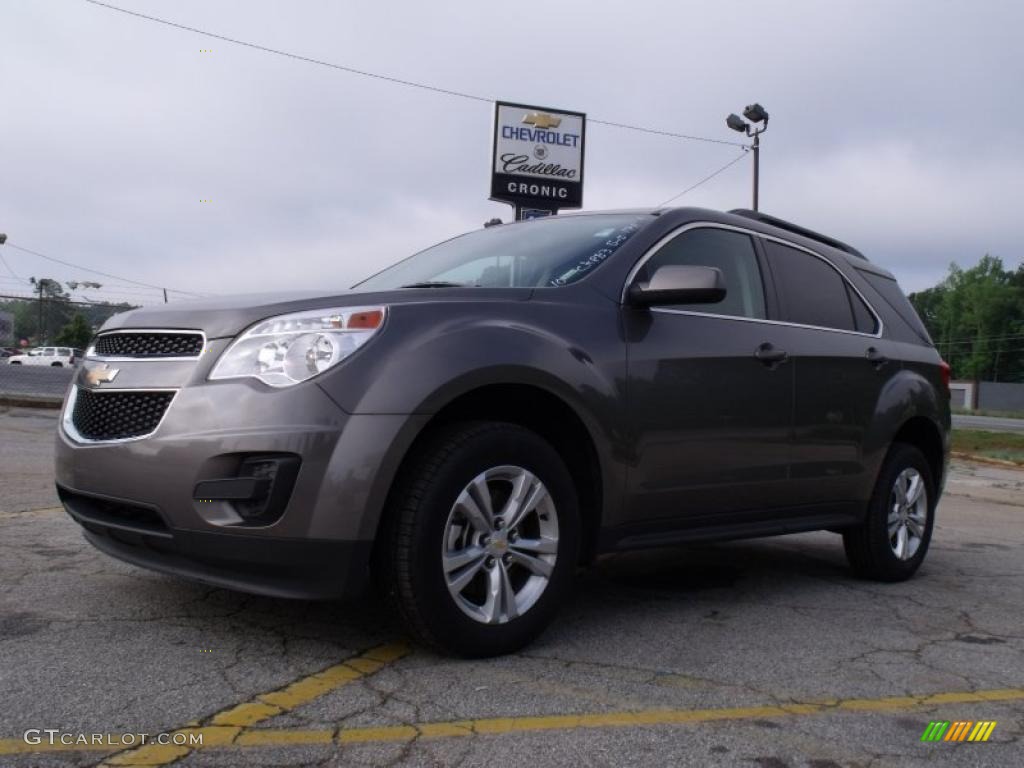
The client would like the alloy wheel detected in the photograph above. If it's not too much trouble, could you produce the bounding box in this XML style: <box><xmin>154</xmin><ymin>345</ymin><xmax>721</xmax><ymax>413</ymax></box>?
<box><xmin>888</xmin><ymin>467</ymin><xmax>928</xmax><ymax>561</ymax></box>
<box><xmin>441</xmin><ymin>465</ymin><xmax>559</xmax><ymax>624</ymax></box>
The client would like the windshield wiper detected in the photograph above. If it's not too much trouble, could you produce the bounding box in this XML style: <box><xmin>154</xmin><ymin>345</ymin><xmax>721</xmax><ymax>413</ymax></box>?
<box><xmin>399</xmin><ymin>281</ymin><xmax>466</xmax><ymax>288</ymax></box>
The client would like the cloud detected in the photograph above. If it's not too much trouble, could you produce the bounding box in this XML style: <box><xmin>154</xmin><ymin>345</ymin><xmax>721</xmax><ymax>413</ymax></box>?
<box><xmin>1</xmin><ymin>0</ymin><xmax>1021</xmax><ymax>303</ymax></box>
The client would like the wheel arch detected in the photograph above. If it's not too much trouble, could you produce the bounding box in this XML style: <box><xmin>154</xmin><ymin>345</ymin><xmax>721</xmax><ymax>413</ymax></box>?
<box><xmin>370</xmin><ymin>376</ymin><xmax>608</xmax><ymax>567</ymax></box>
<box><xmin>890</xmin><ymin>415</ymin><xmax>947</xmax><ymax>494</ymax></box>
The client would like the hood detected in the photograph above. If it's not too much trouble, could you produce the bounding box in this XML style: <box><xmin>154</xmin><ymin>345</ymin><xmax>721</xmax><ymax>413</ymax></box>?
<box><xmin>100</xmin><ymin>287</ymin><xmax>531</xmax><ymax>338</ymax></box>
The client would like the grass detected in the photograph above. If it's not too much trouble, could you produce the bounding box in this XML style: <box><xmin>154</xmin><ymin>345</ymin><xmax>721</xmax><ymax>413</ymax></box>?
<box><xmin>951</xmin><ymin>429</ymin><xmax>1024</xmax><ymax>465</ymax></box>
<box><xmin>952</xmin><ymin>406</ymin><xmax>1024</xmax><ymax>419</ymax></box>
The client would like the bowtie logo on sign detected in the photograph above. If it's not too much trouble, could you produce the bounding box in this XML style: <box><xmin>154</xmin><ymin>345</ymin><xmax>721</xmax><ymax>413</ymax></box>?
<box><xmin>490</xmin><ymin>101</ymin><xmax>586</xmax><ymax>218</ymax></box>
<box><xmin>522</xmin><ymin>112</ymin><xmax>562</xmax><ymax>130</ymax></box>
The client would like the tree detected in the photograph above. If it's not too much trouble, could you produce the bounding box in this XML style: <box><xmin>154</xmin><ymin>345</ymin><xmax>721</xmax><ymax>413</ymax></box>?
<box><xmin>909</xmin><ymin>255</ymin><xmax>1024</xmax><ymax>382</ymax></box>
<box><xmin>54</xmin><ymin>314</ymin><xmax>94</xmax><ymax>349</ymax></box>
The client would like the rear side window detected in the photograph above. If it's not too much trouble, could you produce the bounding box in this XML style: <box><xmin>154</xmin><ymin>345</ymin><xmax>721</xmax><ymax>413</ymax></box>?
<box><xmin>639</xmin><ymin>228</ymin><xmax>766</xmax><ymax>318</ymax></box>
<box><xmin>764</xmin><ymin>242</ymin><xmax>857</xmax><ymax>332</ymax></box>
<box><xmin>856</xmin><ymin>269</ymin><xmax>932</xmax><ymax>343</ymax></box>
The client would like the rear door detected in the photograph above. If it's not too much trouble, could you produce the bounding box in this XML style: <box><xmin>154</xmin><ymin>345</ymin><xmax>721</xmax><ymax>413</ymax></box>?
<box><xmin>761</xmin><ymin>239</ymin><xmax>890</xmax><ymax>507</ymax></box>
<box><xmin>623</xmin><ymin>225</ymin><xmax>794</xmax><ymax>524</ymax></box>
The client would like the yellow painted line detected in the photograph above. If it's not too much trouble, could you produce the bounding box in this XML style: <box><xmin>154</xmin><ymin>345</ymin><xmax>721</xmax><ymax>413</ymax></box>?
<box><xmin>250</xmin><ymin>686</ymin><xmax>1024</xmax><ymax>747</ymax></box>
<box><xmin>0</xmin><ymin>506</ymin><xmax>63</xmax><ymax>519</ymax></box>
<box><xmin>96</xmin><ymin>641</ymin><xmax>409</xmax><ymax>767</ymax></box>
<box><xmin>235</xmin><ymin>728</ymin><xmax>334</xmax><ymax>746</ymax></box>
<box><xmin>4</xmin><ymin>684</ymin><xmax>1019</xmax><ymax>757</ymax></box>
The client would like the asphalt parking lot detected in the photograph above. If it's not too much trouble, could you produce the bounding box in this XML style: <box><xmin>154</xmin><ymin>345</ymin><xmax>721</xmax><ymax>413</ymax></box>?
<box><xmin>1</xmin><ymin>405</ymin><xmax>1022</xmax><ymax>767</ymax></box>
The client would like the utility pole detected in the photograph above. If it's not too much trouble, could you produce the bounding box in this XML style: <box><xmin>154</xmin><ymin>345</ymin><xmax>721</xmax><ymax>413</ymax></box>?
<box><xmin>163</xmin><ymin>288</ymin><xmax>168</xmax><ymax>303</ymax></box>
<box><xmin>29</xmin><ymin>277</ymin><xmax>62</xmax><ymax>345</ymax></box>
<box><xmin>726</xmin><ymin>103</ymin><xmax>770</xmax><ymax>211</ymax></box>
<box><xmin>37</xmin><ymin>280</ymin><xmax>44</xmax><ymax>344</ymax></box>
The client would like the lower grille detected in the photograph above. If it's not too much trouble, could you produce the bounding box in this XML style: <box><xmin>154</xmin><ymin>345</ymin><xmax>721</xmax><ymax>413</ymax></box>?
<box><xmin>58</xmin><ymin>486</ymin><xmax>169</xmax><ymax>536</ymax></box>
<box><xmin>70</xmin><ymin>388</ymin><xmax>175</xmax><ymax>441</ymax></box>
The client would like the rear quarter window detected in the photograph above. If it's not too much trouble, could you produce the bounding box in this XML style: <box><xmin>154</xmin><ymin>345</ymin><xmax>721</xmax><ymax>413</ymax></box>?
<box><xmin>856</xmin><ymin>269</ymin><xmax>932</xmax><ymax>344</ymax></box>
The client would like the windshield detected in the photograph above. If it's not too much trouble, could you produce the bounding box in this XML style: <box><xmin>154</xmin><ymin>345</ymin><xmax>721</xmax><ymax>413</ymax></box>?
<box><xmin>354</xmin><ymin>213</ymin><xmax>651</xmax><ymax>291</ymax></box>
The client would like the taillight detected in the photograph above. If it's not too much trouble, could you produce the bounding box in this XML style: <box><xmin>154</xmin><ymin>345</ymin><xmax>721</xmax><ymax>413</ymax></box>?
<box><xmin>939</xmin><ymin>360</ymin><xmax>951</xmax><ymax>393</ymax></box>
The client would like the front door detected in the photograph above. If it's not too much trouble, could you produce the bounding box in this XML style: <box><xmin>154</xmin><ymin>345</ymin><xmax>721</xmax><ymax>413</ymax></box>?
<box><xmin>624</xmin><ymin>226</ymin><xmax>794</xmax><ymax>524</ymax></box>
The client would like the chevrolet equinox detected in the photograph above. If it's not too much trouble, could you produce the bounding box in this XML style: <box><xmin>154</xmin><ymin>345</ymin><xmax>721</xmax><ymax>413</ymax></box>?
<box><xmin>56</xmin><ymin>207</ymin><xmax>951</xmax><ymax>656</ymax></box>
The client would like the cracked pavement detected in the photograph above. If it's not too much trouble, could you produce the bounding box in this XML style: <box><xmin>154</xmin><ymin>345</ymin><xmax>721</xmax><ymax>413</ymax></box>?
<box><xmin>1</xmin><ymin>405</ymin><xmax>1022</xmax><ymax>766</ymax></box>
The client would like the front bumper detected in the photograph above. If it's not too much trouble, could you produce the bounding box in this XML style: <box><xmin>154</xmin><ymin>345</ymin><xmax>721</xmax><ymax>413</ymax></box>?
<box><xmin>62</xmin><ymin>484</ymin><xmax>373</xmax><ymax>599</ymax></box>
<box><xmin>56</xmin><ymin>356</ymin><xmax>425</xmax><ymax>599</ymax></box>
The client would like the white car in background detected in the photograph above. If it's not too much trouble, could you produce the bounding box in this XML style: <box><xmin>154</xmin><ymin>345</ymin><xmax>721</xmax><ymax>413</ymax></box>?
<box><xmin>7</xmin><ymin>346</ymin><xmax>83</xmax><ymax>367</ymax></box>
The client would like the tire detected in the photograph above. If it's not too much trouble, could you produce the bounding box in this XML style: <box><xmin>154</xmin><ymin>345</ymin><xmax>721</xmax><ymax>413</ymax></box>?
<box><xmin>843</xmin><ymin>442</ymin><xmax>936</xmax><ymax>582</ymax></box>
<box><xmin>382</xmin><ymin>421</ymin><xmax>580</xmax><ymax>657</ymax></box>
<box><xmin>10</xmin><ymin>361</ymin><xmax>20</xmax><ymax>365</ymax></box>
<box><xmin>51</xmin><ymin>362</ymin><xmax>63</xmax><ymax>367</ymax></box>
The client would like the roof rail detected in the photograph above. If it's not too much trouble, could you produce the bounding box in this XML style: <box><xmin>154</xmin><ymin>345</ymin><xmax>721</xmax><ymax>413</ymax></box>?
<box><xmin>728</xmin><ymin>209</ymin><xmax>867</xmax><ymax>260</ymax></box>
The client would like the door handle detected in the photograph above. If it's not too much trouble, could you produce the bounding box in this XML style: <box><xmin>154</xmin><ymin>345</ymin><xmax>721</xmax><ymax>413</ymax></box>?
<box><xmin>866</xmin><ymin>347</ymin><xmax>890</xmax><ymax>368</ymax></box>
<box><xmin>755</xmin><ymin>342</ymin><xmax>788</xmax><ymax>367</ymax></box>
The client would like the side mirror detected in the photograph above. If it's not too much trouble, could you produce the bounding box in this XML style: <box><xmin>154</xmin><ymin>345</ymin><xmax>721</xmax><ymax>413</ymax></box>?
<box><xmin>628</xmin><ymin>265</ymin><xmax>727</xmax><ymax>306</ymax></box>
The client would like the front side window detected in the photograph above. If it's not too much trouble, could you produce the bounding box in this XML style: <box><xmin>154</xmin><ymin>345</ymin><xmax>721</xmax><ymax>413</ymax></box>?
<box><xmin>355</xmin><ymin>214</ymin><xmax>652</xmax><ymax>291</ymax></box>
<box><xmin>637</xmin><ymin>228</ymin><xmax>766</xmax><ymax>318</ymax></box>
<box><xmin>765</xmin><ymin>241</ymin><xmax>859</xmax><ymax>332</ymax></box>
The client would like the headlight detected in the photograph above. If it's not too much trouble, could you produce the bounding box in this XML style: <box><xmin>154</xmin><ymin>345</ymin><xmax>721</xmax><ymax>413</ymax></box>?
<box><xmin>209</xmin><ymin>306</ymin><xmax>386</xmax><ymax>387</ymax></box>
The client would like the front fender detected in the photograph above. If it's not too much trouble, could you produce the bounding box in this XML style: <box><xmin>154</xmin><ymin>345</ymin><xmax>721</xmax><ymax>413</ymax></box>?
<box><xmin>314</xmin><ymin>298</ymin><xmax>627</xmax><ymax>540</ymax></box>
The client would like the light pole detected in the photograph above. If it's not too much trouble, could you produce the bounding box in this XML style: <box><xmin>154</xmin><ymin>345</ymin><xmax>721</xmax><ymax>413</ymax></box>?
<box><xmin>726</xmin><ymin>103</ymin><xmax>770</xmax><ymax>211</ymax></box>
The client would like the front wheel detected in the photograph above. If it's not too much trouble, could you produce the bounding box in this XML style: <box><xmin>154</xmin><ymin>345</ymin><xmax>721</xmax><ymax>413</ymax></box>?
<box><xmin>382</xmin><ymin>422</ymin><xmax>580</xmax><ymax>657</ymax></box>
<box><xmin>843</xmin><ymin>442</ymin><xmax>936</xmax><ymax>581</ymax></box>
<box><xmin>51</xmin><ymin>362</ymin><xmax>63</xmax><ymax>367</ymax></box>
<box><xmin>10</xmin><ymin>361</ymin><xmax>21</xmax><ymax>365</ymax></box>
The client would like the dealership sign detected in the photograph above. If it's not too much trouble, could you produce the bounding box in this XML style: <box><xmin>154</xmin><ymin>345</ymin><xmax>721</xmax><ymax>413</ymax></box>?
<box><xmin>490</xmin><ymin>101</ymin><xmax>586</xmax><ymax>212</ymax></box>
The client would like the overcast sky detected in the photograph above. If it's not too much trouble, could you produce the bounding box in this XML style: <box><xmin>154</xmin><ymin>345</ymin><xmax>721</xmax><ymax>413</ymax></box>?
<box><xmin>2</xmin><ymin>0</ymin><xmax>1022</xmax><ymax>305</ymax></box>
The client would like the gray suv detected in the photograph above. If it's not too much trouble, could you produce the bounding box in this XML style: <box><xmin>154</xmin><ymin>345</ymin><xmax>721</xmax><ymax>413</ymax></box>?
<box><xmin>56</xmin><ymin>207</ymin><xmax>950</xmax><ymax>656</ymax></box>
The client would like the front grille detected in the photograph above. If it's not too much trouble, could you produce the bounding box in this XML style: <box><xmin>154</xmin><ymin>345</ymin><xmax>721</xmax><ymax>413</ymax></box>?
<box><xmin>93</xmin><ymin>332</ymin><xmax>204</xmax><ymax>358</ymax></box>
<box><xmin>71</xmin><ymin>388</ymin><xmax>174</xmax><ymax>441</ymax></box>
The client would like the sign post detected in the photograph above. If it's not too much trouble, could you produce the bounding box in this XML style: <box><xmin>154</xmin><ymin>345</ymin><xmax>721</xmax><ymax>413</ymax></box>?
<box><xmin>490</xmin><ymin>101</ymin><xmax>586</xmax><ymax>220</ymax></box>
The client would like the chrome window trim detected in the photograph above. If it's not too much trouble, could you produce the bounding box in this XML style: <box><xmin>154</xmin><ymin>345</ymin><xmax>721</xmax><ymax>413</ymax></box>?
<box><xmin>621</xmin><ymin>221</ymin><xmax>884</xmax><ymax>339</ymax></box>
<box><xmin>62</xmin><ymin>386</ymin><xmax>179</xmax><ymax>445</ymax></box>
<box><xmin>86</xmin><ymin>328</ymin><xmax>208</xmax><ymax>363</ymax></box>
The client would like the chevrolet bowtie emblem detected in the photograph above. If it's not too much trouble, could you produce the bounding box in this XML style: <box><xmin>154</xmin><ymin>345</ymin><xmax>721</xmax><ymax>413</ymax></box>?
<box><xmin>83</xmin><ymin>363</ymin><xmax>119</xmax><ymax>386</ymax></box>
<box><xmin>522</xmin><ymin>112</ymin><xmax>562</xmax><ymax>130</ymax></box>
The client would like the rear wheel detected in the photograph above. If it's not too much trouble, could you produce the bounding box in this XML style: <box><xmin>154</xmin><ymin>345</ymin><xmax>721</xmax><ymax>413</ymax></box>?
<box><xmin>382</xmin><ymin>422</ymin><xmax>579</xmax><ymax>657</ymax></box>
<box><xmin>51</xmin><ymin>362</ymin><xmax>63</xmax><ymax>367</ymax></box>
<box><xmin>10</xmin><ymin>361</ymin><xmax>20</xmax><ymax>365</ymax></box>
<box><xmin>843</xmin><ymin>442</ymin><xmax>935</xmax><ymax>581</ymax></box>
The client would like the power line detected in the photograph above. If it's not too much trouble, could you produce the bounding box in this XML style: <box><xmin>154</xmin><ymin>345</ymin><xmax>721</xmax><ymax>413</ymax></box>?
<box><xmin>940</xmin><ymin>335</ymin><xmax>1024</xmax><ymax>346</ymax></box>
<box><xmin>83</xmin><ymin>0</ymin><xmax>746</xmax><ymax>149</ymax></box>
<box><xmin>0</xmin><ymin>293</ymin><xmax>138</xmax><ymax>307</ymax></box>
<box><xmin>5</xmin><ymin>243</ymin><xmax>209</xmax><ymax>297</ymax></box>
<box><xmin>0</xmin><ymin>249</ymin><xmax>21</xmax><ymax>281</ymax></box>
<box><xmin>656</xmin><ymin>150</ymin><xmax>750</xmax><ymax>207</ymax></box>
